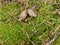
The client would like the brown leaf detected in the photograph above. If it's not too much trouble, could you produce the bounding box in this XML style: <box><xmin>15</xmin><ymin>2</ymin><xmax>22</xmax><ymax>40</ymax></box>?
<box><xmin>18</xmin><ymin>8</ymin><xmax>37</xmax><ymax>22</ymax></box>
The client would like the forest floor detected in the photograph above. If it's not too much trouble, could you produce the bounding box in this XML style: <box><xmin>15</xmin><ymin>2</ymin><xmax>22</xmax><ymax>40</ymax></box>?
<box><xmin>0</xmin><ymin>0</ymin><xmax>60</xmax><ymax>45</ymax></box>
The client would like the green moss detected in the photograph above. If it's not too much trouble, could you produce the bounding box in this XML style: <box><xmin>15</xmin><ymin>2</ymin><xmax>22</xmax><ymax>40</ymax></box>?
<box><xmin>0</xmin><ymin>0</ymin><xmax>60</xmax><ymax>45</ymax></box>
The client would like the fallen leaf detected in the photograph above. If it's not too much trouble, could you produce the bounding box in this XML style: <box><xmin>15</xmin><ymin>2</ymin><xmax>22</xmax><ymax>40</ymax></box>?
<box><xmin>58</xmin><ymin>11</ymin><xmax>60</xmax><ymax>15</ymax></box>
<box><xmin>27</xmin><ymin>9</ymin><xmax>36</xmax><ymax>17</ymax></box>
<box><xmin>18</xmin><ymin>10</ymin><xmax>27</xmax><ymax>21</ymax></box>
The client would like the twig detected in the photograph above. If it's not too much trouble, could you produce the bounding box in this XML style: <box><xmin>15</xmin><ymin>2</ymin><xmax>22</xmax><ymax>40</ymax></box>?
<box><xmin>45</xmin><ymin>32</ymin><xmax>60</xmax><ymax>45</ymax></box>
<box><xmin>42</xmin><ymin>26</ymin><xmax>60</xmax><ymax>45</ymax></box>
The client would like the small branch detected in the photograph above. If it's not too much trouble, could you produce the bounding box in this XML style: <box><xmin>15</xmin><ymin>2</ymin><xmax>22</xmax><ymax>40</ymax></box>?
<box><xmin>42</xmin><ymin>26</ymin><xmax>60</xmax><ymax>45</ymax></box>
<box><xmin>54</xmin><ymin>26</ymin><xmax>60</xmax><ymax>34</ymax></box>
<box><xmin>45</xmin><ymin>32</ymin><xmax>60</xmax><ymax>45</ymax></box>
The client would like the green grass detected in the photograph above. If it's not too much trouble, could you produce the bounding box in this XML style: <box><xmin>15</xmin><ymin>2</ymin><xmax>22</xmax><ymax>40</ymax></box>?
<box><xmin>0</xmin><ymin>1</ymin><xmax>60</xmax><ymax>45</ymax></box>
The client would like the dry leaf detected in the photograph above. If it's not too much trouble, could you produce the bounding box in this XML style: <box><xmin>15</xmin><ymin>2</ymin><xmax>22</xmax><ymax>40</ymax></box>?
<box><xmin>18</xmin><ymin>8</ymin><xmax>37</xmax><ymax>22</ymax></box>
<box><xmin>27</xmin><ymin>9</ymin><xmax>36</xmax><ymax>17</ymax></box>
<box><xmin>18</xmin><ymin>10</ymin><xmax>27</xmax><ymax>21</ymax></box>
